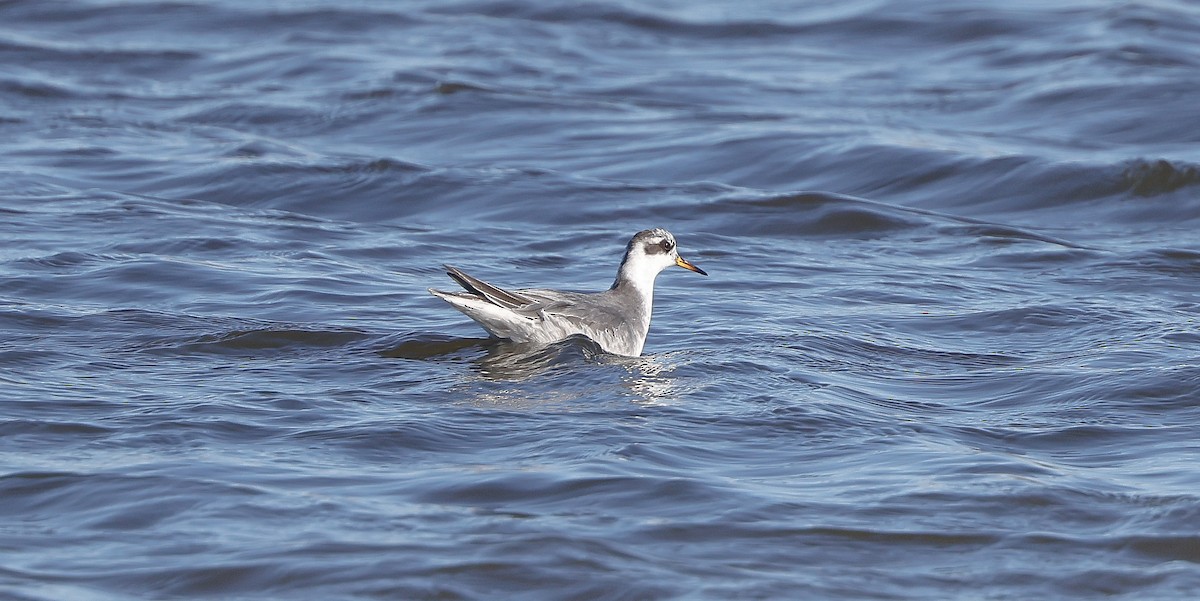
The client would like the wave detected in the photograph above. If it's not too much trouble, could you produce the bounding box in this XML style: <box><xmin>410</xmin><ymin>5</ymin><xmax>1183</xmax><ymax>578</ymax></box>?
<box><xmin>1121</xmin><ymin>159</ymin><xmax>1200</xmax><ymax>197</ymax></box>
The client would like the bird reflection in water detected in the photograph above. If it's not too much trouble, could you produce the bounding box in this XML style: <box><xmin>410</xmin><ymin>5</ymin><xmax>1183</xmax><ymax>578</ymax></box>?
<box><xmin>381</xmin><ymin>333</ymin><xmax>687</xmax><ymax>406</ymax></box>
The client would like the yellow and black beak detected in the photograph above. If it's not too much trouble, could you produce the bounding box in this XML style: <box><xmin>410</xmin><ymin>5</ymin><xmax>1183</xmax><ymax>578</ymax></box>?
<box><xmin>675</xmin><ymin>255</ymin><xmax>708</xmax><ymax>276</ymax></box>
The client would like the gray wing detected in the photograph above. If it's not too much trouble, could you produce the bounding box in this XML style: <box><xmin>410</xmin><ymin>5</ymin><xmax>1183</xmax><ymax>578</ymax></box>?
<box><xmin>441</xmin><ymin>266</ymin><xmax>630</xmax><ymax>332</ymax></box>
<box><xmin>519</xmin><ymin>289</ymin><xmax>630</xmax><ymax>333</ymax></box>
<box><xmin>442</xmin><ymin>266</ymin><xmax>614</xmax><ymax>321</ymax></box>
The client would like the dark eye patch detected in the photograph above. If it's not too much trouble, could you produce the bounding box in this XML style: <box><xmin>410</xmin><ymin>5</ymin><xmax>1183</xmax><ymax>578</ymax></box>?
<box><xmin>643</xmin><ymin>237</ymin><xmax>674</xmax><ymax>255</ymax></box>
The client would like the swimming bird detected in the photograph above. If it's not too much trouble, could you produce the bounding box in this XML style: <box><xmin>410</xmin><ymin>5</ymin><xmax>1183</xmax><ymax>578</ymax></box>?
<box><xmin>429</xmin><ymin>228</ymin><xmax>707</xmax><ymax>357</ymax></box>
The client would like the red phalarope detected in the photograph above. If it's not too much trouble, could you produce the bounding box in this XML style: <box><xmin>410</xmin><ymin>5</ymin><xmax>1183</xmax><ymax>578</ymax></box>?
<box><xmin>429</xmin><ymin>228</ymin><xmax>707</xmax><ymax>357</ymax></box>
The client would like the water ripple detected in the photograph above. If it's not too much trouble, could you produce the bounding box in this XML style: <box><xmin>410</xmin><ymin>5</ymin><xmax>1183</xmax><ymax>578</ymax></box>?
<box><xmin>4</xmin><ymin>0</ymin><xmax>1200</xmax><ymax>599</ymax></box>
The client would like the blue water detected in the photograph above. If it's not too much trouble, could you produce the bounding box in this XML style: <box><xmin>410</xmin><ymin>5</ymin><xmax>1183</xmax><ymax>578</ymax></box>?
<box><xmin>3</xmin><ymin>1</ymin><xmax>1199</xmax><ymax>599</ymax></box>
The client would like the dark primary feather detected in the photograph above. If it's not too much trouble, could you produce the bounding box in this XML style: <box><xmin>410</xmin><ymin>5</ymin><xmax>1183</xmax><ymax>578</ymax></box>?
<box><xmin>443</xmin><ymin>265</ymin><xmax>534</xmax><ymax>310</ymax></box>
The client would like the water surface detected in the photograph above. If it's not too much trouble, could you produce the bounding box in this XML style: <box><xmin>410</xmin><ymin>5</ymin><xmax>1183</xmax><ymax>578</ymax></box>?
<box><xmin>3</xmin><ymin>1</ymin><xmax>1199</xmax><ymax>599</ymax></box>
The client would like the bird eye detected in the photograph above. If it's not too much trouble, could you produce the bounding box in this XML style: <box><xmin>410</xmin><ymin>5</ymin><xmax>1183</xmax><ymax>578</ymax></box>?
<box><xmin>659</xmin><ymin>240</ymin><xmax>674</xmax><ymax>252</ymax></box>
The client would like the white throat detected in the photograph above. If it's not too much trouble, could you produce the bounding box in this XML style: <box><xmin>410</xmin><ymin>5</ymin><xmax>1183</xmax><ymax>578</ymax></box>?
<box><xmin>617</xmin><ymin>254</ymin><xmax>666</xmax><ymax>290</ymax></box>
<box><xmin>614</xmin><ymin>252</ymin><xmax>671</xmax><ymax>326</ymax></box>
